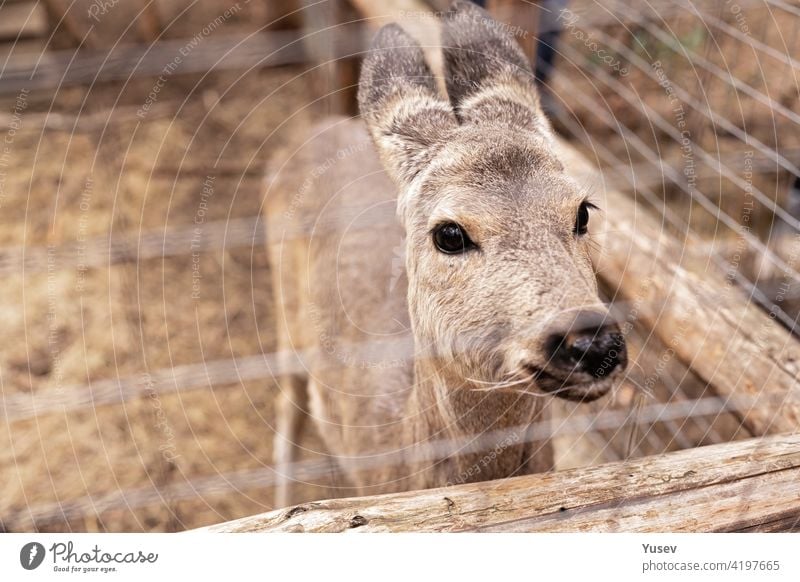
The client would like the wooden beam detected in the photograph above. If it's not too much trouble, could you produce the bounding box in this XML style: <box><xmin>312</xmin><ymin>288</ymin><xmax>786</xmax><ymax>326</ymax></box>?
<box><xmin>348</xmin><ymin>0</ymin><xmax>445</xmax><ymax>93</ymax></box>
<box><xmin>300</xmin><ymin>0</ymin><xmax>358</xmax><ymax>115</ymax></box>
<box><xmin>137</xmin><ymin>0</ymin><xmax>162</xmax><ymax>43</ymax></box>
<box><xmin>487</xmin><ymin>0</ymin><xmax>539</xmax><ymax>62</ymax></box>
<box><xmin>555</xmin><ymin>139</ymin><xmax>800</xmax><ymax>437</ymax></box>
<box><xmin>348</xmin><ymin>0</ymin><xmax>440</xmax><ymax>44</ymax></box>
<box><xmin>0</xmin><ymin>39</ymin><xmax>48</xmax><ymax>64</ymax></box>
<box><xmin>0</xmin><ymin>2</ymin><xmax>48</xmax><ymax>41</ymax></box>
<box><xmin>0</xmin><ymin>30</ymin><xmax>313</xmax><ymax>95</ymax></box>
<box><xmin>199</xmin><ymin>434</ymin><xmax>800</xmax><ymax>532</ymax></box>
<box><xmin>0</xmin><ymin>215</ymin><xmax>262</xmax><ymax>277</ymax></box>
<box><xmin>41</xmin><ymin>0</ymin><xmax>98</xmax><ymax>48</ymax></box>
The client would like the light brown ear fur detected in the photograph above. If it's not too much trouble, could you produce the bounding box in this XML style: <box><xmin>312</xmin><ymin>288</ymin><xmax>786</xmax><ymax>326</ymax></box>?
<box><xmin>441</xmin><ymin>0</ymin><xmax>554</xmax><ymax>142</ymax></box>
<box><xmin>358</xmin><ymin>23</ymin><xmax>457</xmax><ymax>188</ymax></box>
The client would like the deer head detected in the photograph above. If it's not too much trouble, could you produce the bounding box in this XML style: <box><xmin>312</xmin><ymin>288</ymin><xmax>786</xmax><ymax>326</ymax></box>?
<box><xmin>358</xmin><ymin>1</ymin><xmax>626</xmax><ymax>401</ymax></box>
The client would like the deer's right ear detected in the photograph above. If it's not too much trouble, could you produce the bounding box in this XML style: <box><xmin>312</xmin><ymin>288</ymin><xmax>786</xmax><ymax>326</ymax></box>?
<box><xmin>358</xmin><ymin>24</ymin><xmax>457</xmax><ymax>188</ymax></box>
<box><xmin>441</xmin><ymin>1</ymin><xmax>554</xmax><ymax>143</ymax></box>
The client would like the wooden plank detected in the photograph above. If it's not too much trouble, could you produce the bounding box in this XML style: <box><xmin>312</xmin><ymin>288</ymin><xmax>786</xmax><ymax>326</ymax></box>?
<box><xmin>349</xmin><ymin>0</ymin><xmax>440</xmax><ymax>42</ymax></box>
<box><xmin>0</xmin><ymin>216</ymin><xmax>262</xmax><ymax>276</ymax></box>
<box><xmin>0</xmin><ymin>30</ymin><xmax>314</xmax><ymax>95</ymax></box>
<box><xmin>348</xmin><ymin>0</ymin><xmax>445</xmax><ymax>93</ymax></box>
<box><xmin>198</xmin><ymin>434</ymin><xmax>800</xmax><ymax>532</ymax></box>
<box><xmin>42</xmin><ymin>0</ymin><xmax>98</xmax><ymax>48</ymax></box>
<box><xmin>300</xmin><ymin>0</ymin><xmax>354</xmax><ymax>115</ymax></box>
<box><xmin>265</xmin><ymin>0</ymin><xmax>304</xmax><ymax>31</ymax></box>
<box><xmin>1</xmin><ymin>351</ymin><xmax>281</xmax><ymax>421</ymax></box>
<box><xmin>487</xmin><ymin>0</ymin><xmax>539</xmax><ymax>62</ymax></box>
<box><xmin>555</xmin><ymin>138</ymin><xmax>800</xmax><ymax>436</ymax></box>
<box><xmin>480</xmin><ymin>467</ymin><xmax>800</xmax><ymax>532</ymax></box>
<box><xmin>0</xmin><ymin>2</ymin><xmax>48</xmax><ymax>41</ymax></box>
<box><xmin>0</xmin><ymin>100</ymin><xmax>178</xmax><ymax>130</ymax></box>
<box><xmin>137</xmin><ymin>0</ymin><xmax>161</xmax><ymax>43</ymax></box>
<box><xmin>0</xmin><ymin>38</ymin><xmax>48</xmax><ymax>64</ymax></box>
<box><xmin>599</xmin><ymin>150</ymin><xmax>800</xmax><ymax>192</ymax></box>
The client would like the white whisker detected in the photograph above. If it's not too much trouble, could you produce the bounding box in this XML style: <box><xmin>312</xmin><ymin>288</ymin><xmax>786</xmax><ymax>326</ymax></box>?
<box><xmin>467</xmin><ymin>373</ymin><xmax>537</xmax><ymax>392</ymax></box>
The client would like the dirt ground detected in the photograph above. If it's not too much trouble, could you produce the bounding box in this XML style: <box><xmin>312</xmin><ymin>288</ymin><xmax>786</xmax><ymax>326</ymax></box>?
<box><xmin>0</xmin><ymin>0</ymin><xmax>340</xmax><ymax>532</ymax></box>
<box><xmin>0</xmin><ymin>0</ymin><xmax>793</xmax><ymax>532</ymax></box>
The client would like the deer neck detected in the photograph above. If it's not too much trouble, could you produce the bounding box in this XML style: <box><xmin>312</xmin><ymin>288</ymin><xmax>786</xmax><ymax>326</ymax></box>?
<box><xmin>402</xmin><ymin>356</ymin><xmax>552</xmax><ymax>490</ymax></box>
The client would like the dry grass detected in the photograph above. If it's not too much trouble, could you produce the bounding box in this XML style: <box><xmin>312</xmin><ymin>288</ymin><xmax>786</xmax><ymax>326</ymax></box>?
<box><xmin>0</xmin><ymin>32</ymin><xmax>337</xmax><ymax>528</ymax></box>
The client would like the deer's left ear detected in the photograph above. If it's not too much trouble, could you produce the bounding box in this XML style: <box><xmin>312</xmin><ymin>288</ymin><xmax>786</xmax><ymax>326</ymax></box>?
<box><xmin>441</xmin><ymin>0</ymin><xmax>554</xmax><ymax>143</ymax></box>
<box><xmin>358</xmin><ymin>24</ymin><xmax>458</xmax><ymax>188</ymax></box>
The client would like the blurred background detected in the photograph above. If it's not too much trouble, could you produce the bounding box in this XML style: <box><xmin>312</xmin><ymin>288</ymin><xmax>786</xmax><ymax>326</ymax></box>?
<box><xmin>0</xmin><ymin>0</ymin><xmax>798</xmax><ymax>532</ymax></box>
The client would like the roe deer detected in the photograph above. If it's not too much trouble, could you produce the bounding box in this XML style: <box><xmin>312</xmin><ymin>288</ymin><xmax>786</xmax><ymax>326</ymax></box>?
<box><xmin>264</xmin><ymin>1</ymin><xmax>627</xmax><ymax>507</ymax></box>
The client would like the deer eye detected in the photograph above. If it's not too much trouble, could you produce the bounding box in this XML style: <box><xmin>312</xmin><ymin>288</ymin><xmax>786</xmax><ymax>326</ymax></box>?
<box><xmin>574</xmin><ymin>201</ymin><xmax>597</xmax><ymax>236</ymax></box>
<box><xmin>433</xmin><ymin>222</ymin><xmax>476</xmax><ymax>254</ymax></box>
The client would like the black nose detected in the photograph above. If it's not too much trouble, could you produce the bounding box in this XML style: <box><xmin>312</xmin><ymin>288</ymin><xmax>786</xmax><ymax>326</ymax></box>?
<box><xmin>545</xmin><ymin>316</ymin><xmax>627</xmax><ymax>378</ymax></box>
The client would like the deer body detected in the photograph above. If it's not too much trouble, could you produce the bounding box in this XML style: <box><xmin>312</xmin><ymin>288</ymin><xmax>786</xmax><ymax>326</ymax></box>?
<box><xmin>265</xmin><ymin>2</ymin><xmax>626</xmax><ymax>506</ymax></box>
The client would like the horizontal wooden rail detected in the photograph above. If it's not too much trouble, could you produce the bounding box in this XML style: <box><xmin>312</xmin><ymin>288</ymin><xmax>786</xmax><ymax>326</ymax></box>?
<box><xmin>199</xmin><ymin>434</ymin><xmax>800</xmax><ymax>532</ymax></box>
<box><xmin>1</xmin><ymin>353</ymin><xmax>276</xmax><ymax>421</ymax></box>
<box><xmin>0</xmin><ymin>101</ymin><xmax>177</xmax><ymax>130</ymax></box>
<box><xmin>0</xmin><ymin>30</ymin><xmax>313</xmax><ymax>95</ymax></box>
<box><xmin>0</xmin><ymin>2</ymin><xmax>48</xmax><ymax>41</ymax></box>
<box><xmin>0</xmin><ymin>337</ymin><xmax>413</xmax><ymax>420</ymax></box>
<box><xmin>0</xmin><ymin>216</ymin><xmax>262</xmax><ymax>276</ymax></box>
<box><xmin>0</xmin><ymin>0</ymin><xmax>728</xmax><ymax>96</ymax></box>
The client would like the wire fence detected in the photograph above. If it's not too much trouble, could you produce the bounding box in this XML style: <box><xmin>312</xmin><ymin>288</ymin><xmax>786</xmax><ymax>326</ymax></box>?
<box><xmin>547</xmin><ymin>0</ymin><xmax>800</xmax><ymax>331</ymax></box>
<box><xmin>1</xmin><ymin>0</ymin><xmax>798</xmax><ymax>531</ymax></box>
<box><xmin>1</xmin><ymin>393</ymin><xmax>768</xmax><ymax>531</ymax></box>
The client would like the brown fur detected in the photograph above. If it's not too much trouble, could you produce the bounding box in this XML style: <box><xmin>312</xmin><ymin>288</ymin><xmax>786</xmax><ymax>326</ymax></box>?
<box><xmin>264</xmin><ymin>1</ymin><xmax>625</xmax><ymax>506</ymax></box>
